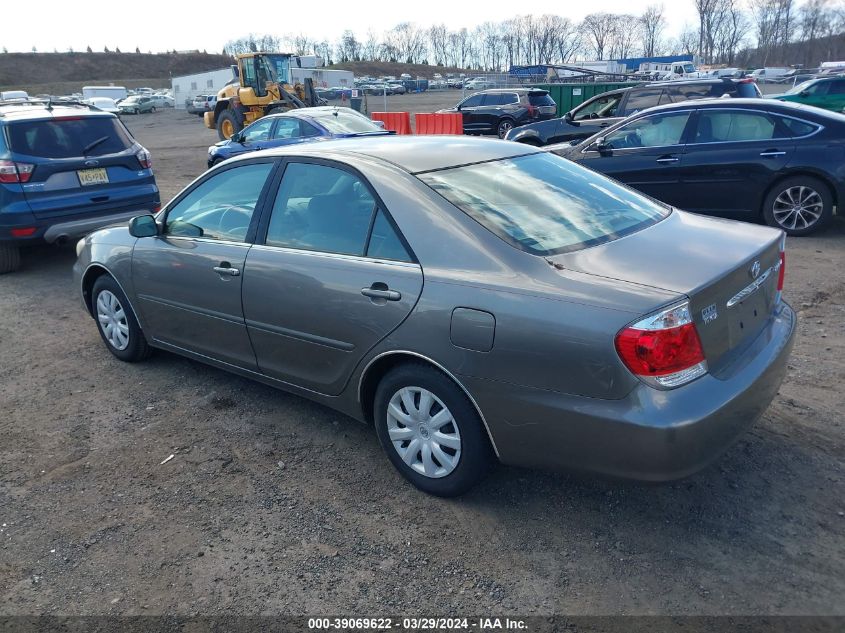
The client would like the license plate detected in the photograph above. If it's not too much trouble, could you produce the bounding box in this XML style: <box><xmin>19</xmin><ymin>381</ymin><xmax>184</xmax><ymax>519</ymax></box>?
<box><xmin>77</xmin><ymin>168</ymin><xmax>109</xmax><ymax>186</ymax></box>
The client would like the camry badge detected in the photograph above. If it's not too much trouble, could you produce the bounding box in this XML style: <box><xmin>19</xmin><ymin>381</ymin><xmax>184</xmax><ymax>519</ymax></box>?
<box><xmin>702</xmin><ymin>304</ymin><xmax>719</xmax><ymax>324</ymax></box>
<box><xmin>750</xmin><ymin>260</ymin><xmax>761</xmax><ymax>279</ymax></box>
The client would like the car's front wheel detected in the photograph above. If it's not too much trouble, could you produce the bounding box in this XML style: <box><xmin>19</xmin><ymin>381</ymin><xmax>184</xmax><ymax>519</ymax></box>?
<box><xmin>497</xmin><ymin>118</ymin><xmax>515</xmax><ymax>138</ymax></box>
<box><xmin>374</xmin><ymin>363</ymin><xmax>493</xmax><ymax>496</ymax></box>
<box><xmin>92</xmin><ymin>275</ymin><xmax>151</xmax><ymax>362</ymax></box>
<box><xmin>763</xmin><ymin>176</ymin><xmax>833</xmax><ymax>236</ymax></box>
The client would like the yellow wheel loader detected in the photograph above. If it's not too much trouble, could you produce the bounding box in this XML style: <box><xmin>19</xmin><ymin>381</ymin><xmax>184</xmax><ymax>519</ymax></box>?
<box><xmin>204</xmin><ymin>52</ymin><xmax>320</xmax><ymax>140</ymax></box>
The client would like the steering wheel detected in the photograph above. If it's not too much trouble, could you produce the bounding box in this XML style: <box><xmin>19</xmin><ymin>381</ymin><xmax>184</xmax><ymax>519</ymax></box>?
<box><xmin>218</xmin><ymin>205</ymin><xmax>252</xmax><ymax>239</ymax></box>
<box><xmin>589</xmin><ymin>112</ymin><xmax>600</xmax><ymax>119</ymax></box>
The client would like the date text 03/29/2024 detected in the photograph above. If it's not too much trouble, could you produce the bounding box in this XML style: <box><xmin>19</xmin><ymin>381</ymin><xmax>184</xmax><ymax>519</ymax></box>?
<box><xmin>307</xmin><ymin>617</ymin><xmax>528</xmax><ymax>630</ymax></box>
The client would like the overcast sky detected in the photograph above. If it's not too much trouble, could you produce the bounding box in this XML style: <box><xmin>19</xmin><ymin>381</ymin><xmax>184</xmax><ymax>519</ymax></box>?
<box><xmin>4</xmin><ymin>1</ymin><xmax>700</xmax><ymax>54</ymax></box>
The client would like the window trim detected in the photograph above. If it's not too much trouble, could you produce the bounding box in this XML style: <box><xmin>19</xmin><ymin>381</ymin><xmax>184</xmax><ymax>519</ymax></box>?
<box><xmin>158</xmin><ymin>158</ymin><xmax>280</xmax><ymax>245</ymax></box>
<box><xmin>253</xmin><ymin>156</ymin><xmax>418</xmax><ymax>264</ymax></box>
<box><xmin>685</xmin><ymin>107</ymin><xmax>825</xmax><ymax>146</ymax></box>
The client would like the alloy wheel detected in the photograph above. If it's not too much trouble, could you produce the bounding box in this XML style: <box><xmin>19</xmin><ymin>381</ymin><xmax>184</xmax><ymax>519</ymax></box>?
<box><xmin>772</xmin><ymin>185</ymin><xmax>823</xmax><ymax>231</ymax></box>
<box><xmin>96</xmin><ymin>290</ymin><xmax>130</xmax><ymax>351</ymax></box>
<box><xmin>386</xmin><ymin>386</ymin><xmax>462</xmax><ymax>478</ymax></box>
<box><xmin>497</xmin><ymin>120</ymin><xmax>513</xmax><ymax>138</ymax></box>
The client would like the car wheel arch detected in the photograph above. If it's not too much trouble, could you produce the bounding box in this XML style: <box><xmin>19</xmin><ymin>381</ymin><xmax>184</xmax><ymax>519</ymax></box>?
<box><xmin>81</xmin><ymin>264</ymin><xmax>144</xmax><ymax>331</ymax></box>
<box><xmin>356</xmin><ymin>350</ymin><xmax>500</xmax><ymax>458</ymax></box>
<box><xmin>762</xmin><ymin>169</ymin><xmax>838</xmax><ymax>216</ymax></box>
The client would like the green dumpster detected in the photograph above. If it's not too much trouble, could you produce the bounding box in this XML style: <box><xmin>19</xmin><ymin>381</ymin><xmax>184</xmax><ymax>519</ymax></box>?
<box><xmin>534</xmin><ymin>83</ymin><xmax>638</xmax><ymax>117</ymax></box>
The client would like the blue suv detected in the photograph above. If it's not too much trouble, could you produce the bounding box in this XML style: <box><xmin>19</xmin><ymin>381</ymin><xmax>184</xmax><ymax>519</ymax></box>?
<box><xmin>0</xmin><ymin>100</ymin><xmax>160</xmax><ymax>273</ymax></box>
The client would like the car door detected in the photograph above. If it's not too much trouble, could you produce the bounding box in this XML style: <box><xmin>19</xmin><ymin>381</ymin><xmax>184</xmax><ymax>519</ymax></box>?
<box><xmin>795</xmin><ymin>80</ymin><xmax>830</xmax><ymax>109</ymax></box>
<box><xmin>241</xmin><ymin>160</ymin><xmax>423</xmax><ymax>395</ymax></box>
<box><xmin>560</xmin><ymin>90</ymin><xmax>627</xmax><ymax>141</ymax></box>
<box><xmin>678</xmin><ymin>108</ymin><xmax>796</xmax><ymax>215</ymax></box>
<box><xmin>237</xmin><ymin>117</ymin><xmax>274</xmax><ymax>151</ymax></box>
<box><xmin>131</xmin><ymin>160</ymin><xmax>277</xmax><ymax>369</ymax></box>
<box><xmin>574</xmin><ymin>109</ymin><xmax>693</xmax><ymax>207</ymax></box>
<box><xmin>822</xmin><ymin>79</ymin><xmax>845</xmax><ymax>111</ymax></box>
<box><xmin>455</xmin><ymin>93</ymin><xmax>485</xmax><ymax>133</ymax></box>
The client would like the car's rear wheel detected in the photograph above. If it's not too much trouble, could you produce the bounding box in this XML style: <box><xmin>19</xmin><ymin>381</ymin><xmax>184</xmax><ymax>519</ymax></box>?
<box><xmin>92</xmin><ymin>276</ymin><xmax>151</xmax><ymax>362</ymax></box>
<box><xmin>763</xmin><ymin>176</ymin><xmax>833</xmax><ymax>236</ymax></box>
<box><xmin>0</xmin><ymin>242</ymin><xmax>21</xmax><ymax>274</ymax></box>
<box><xmin>497</xmin><ymin>118</ymin><xmax>515</xmax><ymax>138</ymax></box>
<box><xmin>374</xmin><ymin>363</ymin><xmax>493</xmax><ymax>497</ymax></box>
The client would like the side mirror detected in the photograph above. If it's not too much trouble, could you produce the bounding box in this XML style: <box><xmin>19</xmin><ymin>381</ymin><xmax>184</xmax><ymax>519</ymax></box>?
<box><xmin>232</xmin><ymin>132</ymin><xmax>244</xmax><ymax>143</ymax></box>
<box><xmin>128</xmin><ymin>214</ymin><xmax>158</xmax><ymax>238</ymax></box>
<box><xmin>564</xmin><ymin>111</ymin><xmax>573</xmax><ymax>122</ymax></box>
<box><xmin>593</xmin><ymin>137</ymin><xmax>611</xmax><ymax>154</ymax></box>
<box><xmin>373</xmin><ymin>120</ymin><xmax>385</xmax><ymax>129</ymax></box>
<box><xmin>800</xmin><ymin>90</ymin><xmax>810</xmax><ymax>97</ymax></box>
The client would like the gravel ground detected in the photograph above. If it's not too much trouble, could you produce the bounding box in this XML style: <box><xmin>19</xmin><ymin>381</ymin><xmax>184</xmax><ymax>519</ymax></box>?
<box><xmin>0</xmin><ymin>108</ymin><xmax>843</xmax><ymax>618</ymax></box>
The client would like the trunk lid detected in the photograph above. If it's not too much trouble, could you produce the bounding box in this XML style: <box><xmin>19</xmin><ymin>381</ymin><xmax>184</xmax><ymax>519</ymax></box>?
<box><xmin>8</xmin><ymin>115</ymin><xmax>156</xmax><ymax>220</ymax></box>
<box><xmin>551</xmin><ymin>210</ymin><xmax>784</xmax><ymax>374</ymax></box>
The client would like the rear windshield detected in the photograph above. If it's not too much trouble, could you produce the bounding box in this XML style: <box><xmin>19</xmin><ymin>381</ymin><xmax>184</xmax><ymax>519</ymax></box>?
<box><xmin>418</xmin><ymin>152</ymin><xmax>669</xmax><ymax>255</ymax></box>
<box><xmin>310</xmin><ymin>110</ymin><xmax>382</xmax><ymax>134</ymax></box>
<box><xmin>528</xmin><ymin>93</ymin><xmax>555</xmax><ymax>106</ymax></box>
<box><xmin>8</xmin><ymin>116</ymin><xmax>134</xmax><ymax>158</ymax></box>
<box><xmin>735</xmin><ymin>81</ymin><xmax>762</xmax><ymax>98</ymax></box>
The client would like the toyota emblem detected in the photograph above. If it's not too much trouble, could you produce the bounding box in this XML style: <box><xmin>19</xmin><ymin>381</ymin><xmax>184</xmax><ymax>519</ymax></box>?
<box><xmin>750</xmin><ymin>260</ymin><xmax>761</xmax><ymax>279</ymax></box>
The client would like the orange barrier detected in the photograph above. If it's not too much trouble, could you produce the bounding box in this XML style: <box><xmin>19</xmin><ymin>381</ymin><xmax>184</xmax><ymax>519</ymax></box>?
<box><xmin>414</xmin><ymin>112</ymin><xmax>464</xmax><ymax>135</ymax></box>
<box><xmin>371</xmin><ymin>112</ymin><xmax>412</xmax><ymax>135</ymax></box>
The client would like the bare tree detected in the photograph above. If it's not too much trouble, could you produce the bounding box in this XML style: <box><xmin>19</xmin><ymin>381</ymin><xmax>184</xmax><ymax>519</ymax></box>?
<box><xmin>640</xmin><ymin>4</ymin><xmax>666</xmax><ymax>58</ymax></box>
<box><xmin>581</xmin><ymin>13</ymin><xmax>616</xmax><ymax>59</ymax></box>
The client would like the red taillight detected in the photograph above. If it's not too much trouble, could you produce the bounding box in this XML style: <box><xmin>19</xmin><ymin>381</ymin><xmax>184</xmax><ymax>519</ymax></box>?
<box><xmin>615</xmin><ymin>302</ymin><xmax>707</xmax><ymax>389</ymax></box>
<box><xmin>136</xmin><ymin>147</ymin><xmax>152</xmax><ymax>170</ymax></box>
<box><xmin>777</xmin><ymin>251</ymin><xmax>786</xmax><ymax>291</ymax></box>
<box><xmin>527</xmin><ymin>105</ymin><xmax>538</xmax><ymax>117</ymax></box>
<box><xmin>11</xmin><ymin>227</ymin><xmax>37</xmax><ymax>237</ymax></box>
<box><xmin>0</xmin><ymin>160</ymin><xmax>34</xmax><ymax>183</ymax></box>
<box><xmin>153</xmin><ymin>204</ymin><xmax>162</xmax><ymax>213</ymax></box>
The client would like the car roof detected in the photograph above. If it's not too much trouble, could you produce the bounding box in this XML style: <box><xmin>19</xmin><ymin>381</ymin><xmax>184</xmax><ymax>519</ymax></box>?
<box><xmin>645</xmin><ymin>78</ymin><xmax>738</xmax><ymax>87</ymax></box>
<box><xmin>240</xmin><ymin>135</ymin><xmax>539</xmax><ymax>174</ymax></box>
<box><xmin>628</xmin><ymin>97</ymin><xmax>845</xmax><ymax>121</ymax></box>
<box><xmin>479</xmin><ymin>88</ymin><xmax>547</xmax><ymax>94</ymax></box>
<box><xmin>0</xmin><ymin>102</ymin><xmax>115</xmax><ymax>122</ymax></box>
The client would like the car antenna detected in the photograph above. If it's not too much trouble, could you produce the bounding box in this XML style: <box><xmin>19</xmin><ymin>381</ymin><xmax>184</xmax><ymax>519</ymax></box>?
<box><xmin>46</xmin><ymin>95</ymin><xmax>53</xmax><ymax>112</ymax></box>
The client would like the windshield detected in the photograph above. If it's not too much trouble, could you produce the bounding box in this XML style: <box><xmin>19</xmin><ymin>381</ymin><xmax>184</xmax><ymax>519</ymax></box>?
<box><xmin>785</xmin><ymin>80</ymin><xmax>815</xmax><ymax>95</ymax></box>
<box><xmin>418</xmin><ymin>152</ymin><xmax>669</xmax><ymax>255</ymax></box>
<box><xmin>682</xmin><ymin>64</ymin><xmax>695</xmax><ymax>73</ymax></box>
<box><xmin>8</xmin><ymin>116</ymin><xmax>134</xmax><ymax>158</ymax></box>
<box><xmin>311</xmin><ymin>110</ymin><xmax>384</xmax><ymax>134</ymax></box>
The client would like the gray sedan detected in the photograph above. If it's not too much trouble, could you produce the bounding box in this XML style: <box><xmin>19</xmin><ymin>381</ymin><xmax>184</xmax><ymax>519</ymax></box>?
<box><xmin>73</xmin><ymin>137</ymin><xmax>796</xmax><ymax>496</ymax></box>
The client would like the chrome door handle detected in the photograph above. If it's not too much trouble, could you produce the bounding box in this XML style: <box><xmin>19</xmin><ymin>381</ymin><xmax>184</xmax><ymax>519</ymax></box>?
<box><xmin>361</xmin><ymin>288</ymin><xmax>401</xmax><ymax>301</ymax></box>
<box><xmin>213</xmin><ymin>265</ymin><xmax>240</xmax><ymax>277</ymax></box>
<box><xmin>759</xmin><ymin>150</ymin><xmax>786</xmax><ymax>157</ymax></box>
<box><xmin>655</xmin><ymin>156</ymin><xmax>679</xmax><ymax>163</ymax></box>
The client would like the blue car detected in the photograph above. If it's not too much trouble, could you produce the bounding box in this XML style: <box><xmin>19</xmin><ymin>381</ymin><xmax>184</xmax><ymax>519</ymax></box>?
<box><xmin>0</xmin><ymin>100</ymin><xmax>159</xmax><ymax>273</ymax></box>
<box><xmin>207</xmin><ymin>106</ymin><xmax>389</xmax><ymax>168</ymax></box>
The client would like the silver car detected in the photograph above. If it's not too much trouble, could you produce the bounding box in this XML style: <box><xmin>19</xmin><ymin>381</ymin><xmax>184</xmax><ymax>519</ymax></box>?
<box><xmin>73</xmin><ymin>137</ymin><xmax>796</xmax><ymax>496</ymax></box>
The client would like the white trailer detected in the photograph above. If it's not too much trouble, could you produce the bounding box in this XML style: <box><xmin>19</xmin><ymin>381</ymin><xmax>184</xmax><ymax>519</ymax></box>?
<box><xmin>638</xmin><ymin>61</ymin><xmax>706</xmax><ymax>80</ymax></box>
<box><xmin>171</xmin><ymin>68</ymin><xmax>237</xmax><ymax>109</ymax></box>
<box><xmin>82</xmin><ymin>86</ymin><xmax>128</xmax><ymax>101</ymax></box>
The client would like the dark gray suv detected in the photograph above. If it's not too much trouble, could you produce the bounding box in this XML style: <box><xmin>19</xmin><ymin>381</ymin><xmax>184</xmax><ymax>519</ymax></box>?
<box><xmin>506</xmin><ymin>78</ymin><xmax>762</xmax><ymax>146</ymax></box>
<box><xmin>438</xmin><ymin>88</ymin><xmax>557</xmax><ymax>138</ymax></box>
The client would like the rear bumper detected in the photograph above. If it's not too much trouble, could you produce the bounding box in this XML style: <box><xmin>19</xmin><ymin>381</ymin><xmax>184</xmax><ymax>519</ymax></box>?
<box><xmin>0</xmin><ymin>203</ymin><xmax>159</xmax><ymax>244</ymax></box>
<box><xmin>463</xmin><ymin>302</ymin><xmax>796</xmax><ymax>480</ymax></box>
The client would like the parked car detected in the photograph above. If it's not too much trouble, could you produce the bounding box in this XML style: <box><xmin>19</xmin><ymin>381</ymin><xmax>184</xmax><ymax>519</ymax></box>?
<box><xmin>74</xmin><ymin>136</ymin><xmax>795</xmax><ymax>496</ymax></box>
<box><xmin>0</xmin><ymin>101</ymin><xmax>159</xmax><ymax>273</ymax></box>
<box><xmin>85</xmin><ymin>97</ymin><xmax>120</xmax><ymax>114</ymax></box>
<box><xmin>750</xmin><ymin>67</ymin><xmax>791</xmax><ymax>83</ymax></box>
<box><xmin>710</xmin><ymin>68</ymin><xmax>742</xmax><ymax>78</ymax></box>
<box><xmin>150</xmin><ymin>94</ymin><xmax>175</xmax><ymax>108</ymax></box>
<box><xmin>118</xmin><ymin>95</ymin><xmax>156</xmax><ymax>115</ymax></box>
<box><xmin>506</xmin><ymin>78</ymin><xmax>762</xmax><ymax>146</ymax></box>
<box><xmin>550</xmin><ymin>98</ymin><xmax>845</xmax><ymax>236</ymax></box>
<box><xmin>464</xmin><ymin>77</ymin><xmax>497</xmax><ymax>90</ymax></box>
<box><xmin>439</xmin><ymin>88</ymin><xmax>557</xmax><ymax>138</ymax></box>
<box><xmin>768</xmin><ymin>76</ymin><xmax>845</xmax><ymax>112</ymax></box>
<box><xmin>386</xmin><ymin>82</ymin><xmax>407</xmax><ymax>94</ymax></box>
<box><xmin>187</xmin><ymin>94</ymin><xmax>217</xmax><ymax>117</ymax></box>
<box><xmin>207</xmin><ymin>106</ymin><xmax>390</xmax><ymax>167</ymax></box>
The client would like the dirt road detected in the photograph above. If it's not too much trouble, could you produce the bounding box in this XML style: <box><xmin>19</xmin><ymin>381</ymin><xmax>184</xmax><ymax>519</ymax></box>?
<box><xmin>0</xmin><ymin>109</ymin><xmax>843</xmax><ymax>617</ymax></box>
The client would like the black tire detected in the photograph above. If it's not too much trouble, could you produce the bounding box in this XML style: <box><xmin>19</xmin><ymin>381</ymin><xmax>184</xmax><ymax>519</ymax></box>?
<box><xmin>91</xmin><ymin>275</ymin><xmax>151</xmax><ymax>362</ymax></box>
<box><xmin>497</xmin><ymin>118</ymin><xmax>515</xmax><ymax>139</ymax></box>
<box><xmin>216</xmin><ymin>108</ymin><xmax>243</xmax><ymax>141</ymax></box>
<box><xmin>374</xmin><ymin>363</ymin><xmax>494</xmax><ymax>497</ymax></box>
<box><xmin>762</xmin><ymin>175</ymin><xmax>833</xmax><ymax>236</ymax></box>
<box><xmin>0</xmin><ymin>242</ymin><xmax>21</xmax><ymax>274</ymax></box>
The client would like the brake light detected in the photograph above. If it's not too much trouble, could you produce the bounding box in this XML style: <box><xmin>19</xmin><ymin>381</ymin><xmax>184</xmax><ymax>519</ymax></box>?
<box><xmin>135</xmin><ymin>147</ymin><xmax>152</xmax><ymax>170</ymax></box>
<box><xmin>11</xmin><ymin>227</ymin><xmax>37</xmax><ymax>237</ymax></box>
<box><xmin>775</xmin><ymin>236</ymin><xmax>786</xmax><ymax>304</ymax></box>
<box><xmin>0</xmin><ymin>160</ymin><xmax>34</xmax><ymax>183</ymax></box>
<box><xmin>615</xmin><ymin>301</ymin><xmax>707</xmax><ymax>389</ymax></box>
<box><xmin>527</xmin><ymin>105</ymin><xmax>538</xmax><ymax>117</ymax></box>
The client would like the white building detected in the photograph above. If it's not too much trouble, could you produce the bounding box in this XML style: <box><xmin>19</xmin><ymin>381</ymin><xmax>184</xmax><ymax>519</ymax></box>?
<box><xmin>291</xmin><ymin>68</ymin><xmax>354</xmax><ymax>89</ymax></box>
<box><xmin>171</xmin><ymin>68</ymin><xmax>236</xmax><ymax>109</ymax></box>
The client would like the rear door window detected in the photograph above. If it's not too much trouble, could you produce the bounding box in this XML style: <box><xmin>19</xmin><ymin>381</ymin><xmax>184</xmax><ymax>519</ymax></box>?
<box><xmin>622</xmin><ymin>88</ymin><xmax>667</xmax><ymax>114</ymax></box>
<box><xmin>827</xmin><ymin>80</ymin><xmax>845</xmax><ymax>95</ymax></box>
<box><xmin>528</xmin><ymin>93</ymin><xmax>555</xmax><ymax>106</ymax></box>
<box><xmin>459</xmin><ymin>94</ymin><xmax>483</xmax><ymax>108</ymax></box>
<box><xmin>694</xmin><ymin>110</ymin><xmax>784</xmax><ymax>143</ymax></box>
<box><xmin>8</xmin><ymin>116</ymin><xmax>134</xmax><ymax>158</ymax></box>
<box><xmin>668</xmin><ymin>83</ymin><xmax>717</xmax><ymax>101</ymax></box>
